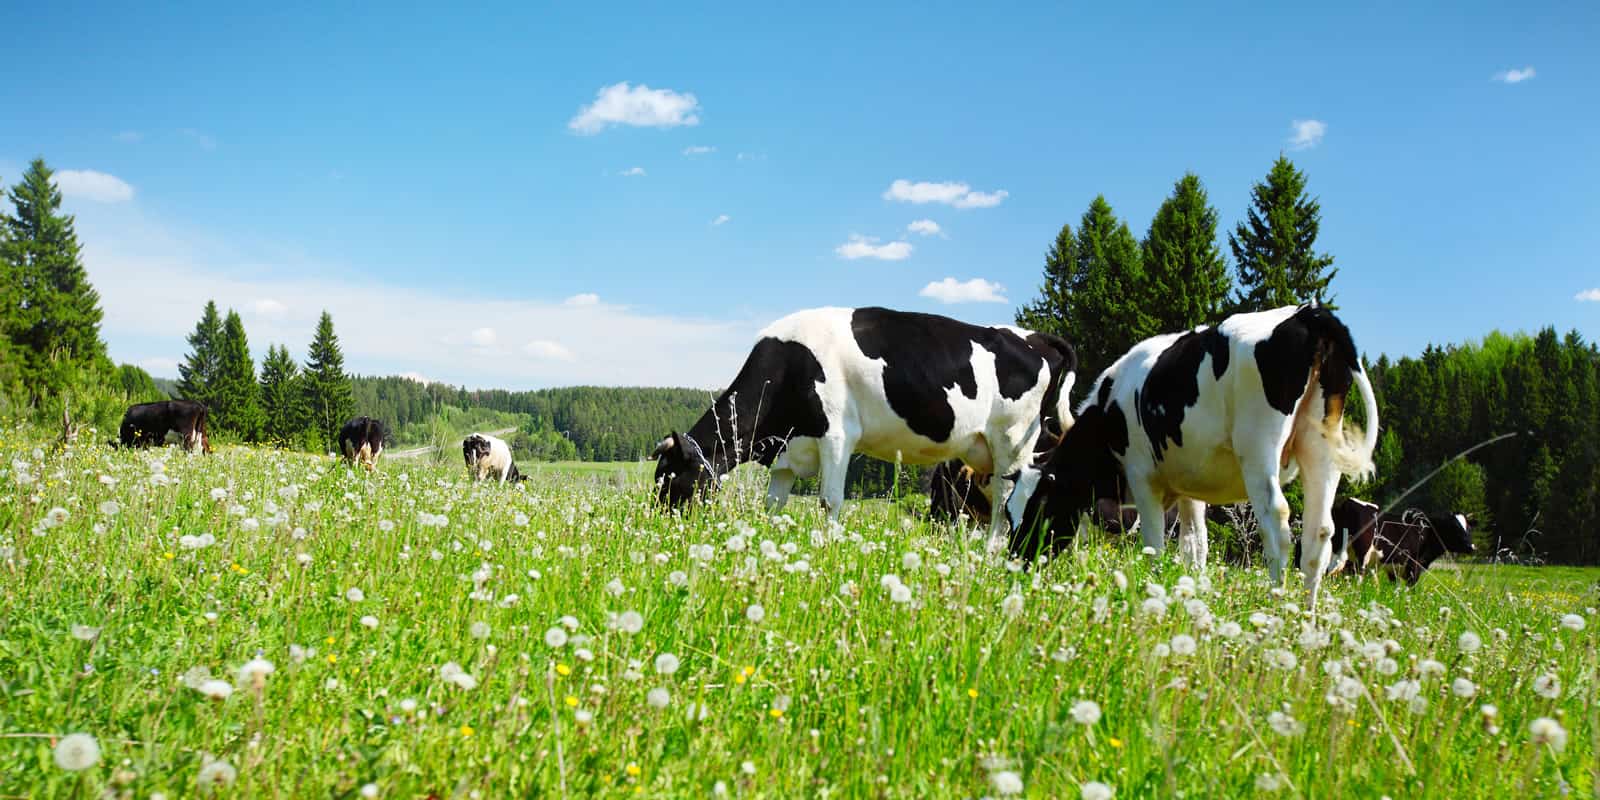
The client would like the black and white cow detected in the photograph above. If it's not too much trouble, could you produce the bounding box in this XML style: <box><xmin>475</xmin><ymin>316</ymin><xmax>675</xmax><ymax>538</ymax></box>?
<box><xmin>1327</xmin><ymin>498</ymin><xmax>1475</xmax><ymax>583</ymax></box>
<box><xmin>115</xmin><ymin>400</ymin><xmax>211</xmax><ymax>453</ymax></box>
<box><xmin>652</xmin><ymin>307</ymin><xmax>1076</xmax><ymax>537</ymax></box>
<box><xmin>929</xmin><ymin>461</ymin><xmax>1179</xmax><ymax>536</ymax></box>
<box><xmin>339</xmin><ymin>416</ymin><xmax>387</xmax><ymax>471</ymax></box>
<box><xmin>463</xmin><ymin>432</ymin><xmax>525</xmax><ymax>483</ymax></box>
<box><xmin>1005</xmin><ymin>304</ymin><xmax>1379</xmax><ymax>607</ymax></box>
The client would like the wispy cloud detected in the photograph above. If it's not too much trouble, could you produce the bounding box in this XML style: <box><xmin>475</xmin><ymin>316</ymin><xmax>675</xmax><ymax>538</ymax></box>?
<box><xmin>113</xmin><ymin>130</ymin><xmax>143</xmax><ymax>143</ymax></box>
<box><xmin>711</xmin><ymin>214</ymin><xmax>731</xmax><ymax>226</ymax></box>
<box><xmin>469</xmin><ymin>327</ymin><xmax>497</xmax><ymax>347</ymax></box>
<box><xmin>883</xmin><ymin>180</ymin><xmax>1007</xmax><ymax>209</ymax></box>
<box><xmin>736</xmin><ymin>152</ymin><xmax>765</xmax><ymax>162</ymax></box>
<box><xmin>919</xmin><ymin>277</ymin><xmax>1007</xmax><ymax>304</ymax></box>
<box><xmin>682</xmin><ymin>145</ymin><xmax>716</xmax><ymax>156</ymax></box>
<box><xmin>55</xmin><ymin>170</ymin><xmax>135</xmax><ymax>203</ymax></box>
<box><xmin>835</xmin><ymin>235</ymin><xmax>912</xmax><ymax>261</ymax></box>
<box><xmin>620</xmin><ymin>166</ymin><xmax>647</xmax><ymax>177</ymax></box>
<box><xmin>569</xmin><ymin>82</ymin><xmax>701</xmax><ymax>135</ymax></box>
<box><xmin>907</xmin><ymin>219</ymin><xmax>942</xmax><ymax>237</ymax></box>
<box><xmin>399</xmin><ymin>371</ymin><xmax>439</xmax><ymax>385</ymax></box>
<box><xmin>1288</xmin><ymin>119</ymin><xmax>1327</xmax><ymax>150</ymax></box>
<box><xmin>563</xmin><ymin>293</ymin><xmax>600</xmax><ymax>307</ymax></box>
<box><xmin>1494</xmin><ymin>66</ymin><xmax>1536</xmax><ymax>84</ymax></box>
<box><xmin>1575</xmin><ymin>288</ymin><xmax>1600</xmax><ymax>302</ymax></box>
<box><xmin>524</xmin><ymin>339</ymin><xmax>576</xmax><ymax>361</ymax></box>
<box><xmin>179</xmin><ymin>128</ymin><xmax>217</xmax><ymax>151</ymax></box>
<box><xmin>249</xmin><ymin>298</ymin><xmax>288</xmax><ymax>316</ymax></box>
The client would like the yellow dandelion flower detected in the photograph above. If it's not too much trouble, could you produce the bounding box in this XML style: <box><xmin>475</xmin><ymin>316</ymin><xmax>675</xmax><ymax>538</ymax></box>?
<box><xmin>967</xmin><ymin>688</ymin><xmax>979</xmax><ymax>699</ymax></box>
<box><xmin>1109</xmin><ymin>737</ymin><xmax>1124</xmax><ymax>749</ymax></box>
<box><xmin>743</xmin><ymin>666</ymin><xmax>756</xmax><ymax>677</ymax></box>
<box><xmin>556</xmin><ymin>663</ymin><xmax>572</xmax><ymax>676</ymax></box>
<box><xmin>565</xmin><ymin>695</ymin><xmax>579</xmax><ymax>708</ymax></box>
<box><xmin>163</xmin><ymin>552</ymin><xmax>175</xmax><ymax>560</ymax></box>
<box><xmin>326</xmin><ymin>653</ymin><xmax>338</xmax><ymax>665</ymax></box>
<box><xmin>325</xmin><ymin>636</ymin><xmax>336</xmax><ymax>646</ymax></box>
<box><xmin>625</xmin><ymin>763</ymin><xmax>641</xmax><ymax>777</ymax></box>
<box><xmin>735</xmin><ymin>672</ymin><xmax>747</xmax><ymax>685</ymax></box>
<box><xmin>769</xmin><ymin>708</ymin><xmax>784</xmax><ymax>719</ymax></box>
<box><xmin>459</xmin><ymin>724</ymin><xmax>474</xmax><ymax>737</ymax></box>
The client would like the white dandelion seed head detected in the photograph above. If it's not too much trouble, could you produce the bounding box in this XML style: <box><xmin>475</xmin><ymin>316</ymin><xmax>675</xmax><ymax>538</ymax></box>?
<box><xmin>198</xmin><ymin>679</ymin><xmax>234</xmax><ymax>701</ymax></box>
<box><xmin>1529</xmin><ymin>717</ymin><xmax>1568</xmax><ymax>752</ymax></box>
<box><xmin>647</xmin><ymin>687</ymin><xmax>671</xmax><ymax>709</ymax></box>
<box><xmin>1081</xmin><ymin>780</ymin><xmax>1114</xmax><ymax>800</ymax></box>
<box><xmin>53</xmin><ymin>733</ymin><xmax>101</xmax><ymax>771</ymax></box>
<box><xmin>360</xmin><ymin>615</ymin><xmax>379</xmax><ymax>629</ymax></box>
<box><xmin>469</xmin><ymin>621</ymin><xmax>492</xmax><ymax>640</ymax></box>
<box><xmin>1002</xmin><ymin>592</ymin><xmax>1025</xmax><ymax>618</ymax></box>
<box><xmin>990</xmin><ymin>769</ymin><xmax>1024</xmax><ymax>796</ymax></box>
<box><xmin>617</xmin><ymin>610</ymin><xmax>644</xmax><ymax>635</ymax></box>
<box><xmin>1451</xmin><ymin>677</ymin><xmax>1478</xmax><ymax>698</ymax></box>
<box><xmin>902</xmin><ymin>551</ymin><xmax>922</xmax><ymax>571</ymax></box>
<box><xmin>360</xmin><ymin>783</ymin><xmax>379</xmax><ymax>799</ymax></box>
<box><xmin>1141</xmin><ymin>597</ymin><xmax>1168</xmax><ymax>618</ymax></box>
<box><xmin>1170</xmin><ymin>634</ymin><xmax>1197</xmax><ymax>657</ymax></box>
<box><xmin>746</xmin><ymin>603</ymin><xmax>767</xmax><ymax>622</ymax></box>
<box><xmin>236</xmin><ymin>658</ymin><xmax>276</xmax><ymax>690</ymax></box>
<box><xmin>1070</xmin><ymin>699</ymin><xmax>1102</xmax><ymax>726</ymax></box>
<box><xmin>1267</xmin><ymin>710</ymin><xmax>1304</xmax><ymax>737</ymax></box>
<box><xmin>1254</xmin><ymin>773</ymin><xmax>1284</xmax><ymax>793</ymax></box>
<box><xmin>71</xmin><ymin>624</ymin><xmax>101</xmax><ymax>642</ymax></box>
<box><xmin>345</xmin><ymin>587</ymin><xmax>365</xmax><ymax>603</ymax></box>
<box><xmin>197</xmin><ymin>757</ymin><xmax>238</xmax><ymax>790</ymax></box>
<box><xmin>654</xmin><ymin>653</ymin><xmax>680</xmax><ymax>675</ymax></box>
<box><xmin>1457</xmin><ymin>631</ymin><xmax>1482</xmax><ymax>654</ymax></box>
<box><xmin>1532</xmin><ymin>672</ymin><xmax>1561</xmax><ymax>700</ymax></box>
<box><xmin>889</xmin><ymin>583</ymin><xmax>913</xmax><ymax>604</ymax></box>
<box><xmin>1559</xmin><ymin>613</ymin><xmax>1585</xmax><ymax>632</ymax></box>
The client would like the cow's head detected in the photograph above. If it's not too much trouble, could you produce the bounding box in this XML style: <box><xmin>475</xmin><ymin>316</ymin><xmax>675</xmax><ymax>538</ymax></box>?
<box><xmin>462</xmin><ymin>435</ymin><xmax>492</xmax><ymax>476</ymax></box>
<box><xmin>1004</xmin><ymin>404</ymin><xmax>1124</xmax><ymax>560</ymax></box>
<box><xmin>651</xmin><ymin>432</ymin><xmax>716</xmax><ymax>509</ymax></box>
<box><xmin>1438</xmin><ymin>512</ymin><xmax>1476</xmax><ymax>555</ymax></box>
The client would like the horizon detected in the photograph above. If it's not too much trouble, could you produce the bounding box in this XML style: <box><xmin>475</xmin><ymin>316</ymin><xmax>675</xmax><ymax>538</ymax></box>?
<box><xmin>3</xmin><ymin>2</ymin><xmax>1596</xmax><ymax>391</ymax></box>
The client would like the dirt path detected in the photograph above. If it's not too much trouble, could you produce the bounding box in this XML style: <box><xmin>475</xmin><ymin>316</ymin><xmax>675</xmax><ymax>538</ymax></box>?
<box><xmin>388</xmin><ymin>427</ymin><xmax>518</xmax><ymax>460</ymax></box>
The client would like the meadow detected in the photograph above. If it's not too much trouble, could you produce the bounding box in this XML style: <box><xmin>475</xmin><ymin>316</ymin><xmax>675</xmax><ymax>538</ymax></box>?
<box><xmin>0</xmin><ymin>429</ymin><xmax>1594</xmax><ymax>799</ymax></box>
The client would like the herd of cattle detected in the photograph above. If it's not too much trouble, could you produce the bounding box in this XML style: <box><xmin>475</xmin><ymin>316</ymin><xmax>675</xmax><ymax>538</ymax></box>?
<box><xmin>110</xmin><ymin>303</ymin><xmax>1474</xmax><ymax>598</ymax></box>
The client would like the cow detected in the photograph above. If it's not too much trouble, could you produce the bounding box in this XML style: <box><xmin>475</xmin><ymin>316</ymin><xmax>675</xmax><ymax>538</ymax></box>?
<box><xmin>114</xmin><ymin>400</ymin><xmax>211</xmax><ymax>453</ymax></box>
<box><xmin>338</xmin><ymin>416</ymin><xmax>387</xmax><ymax>471</ymax></box>
<box><xmin>463</xmin><ymin>433</ymin><xmax>525</xmax><ymax>483</ymax></box>
<box><xmin>1327</xmin><ymin>498</ymin><xmax>1475</xmax><ymax>583</ymax></box>
<box><xmin>651</xmin><ymin>307</ymin><xmax>1076</xmax><ymax>538</ymax></box>
<box><xmin>1004</xmin><ymin>304</ymin><xmax>1379</xmax><ymax>608</ymax></box>
<box><xmin>929</xmin><ymin>460</ymin><xmax>1178</xmax><ymax>536</ymax></box>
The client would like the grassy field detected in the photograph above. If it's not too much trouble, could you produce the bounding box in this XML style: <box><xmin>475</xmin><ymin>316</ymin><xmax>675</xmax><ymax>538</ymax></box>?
<box><xmin>0</xmin><ymin>431</ymin><xmax>1595</xmax><ymax>798</ymax></box>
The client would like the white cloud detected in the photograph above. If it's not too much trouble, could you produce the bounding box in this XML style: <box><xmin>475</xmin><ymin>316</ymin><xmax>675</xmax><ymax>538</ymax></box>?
<box><xmin>620</xmin><ymin>166</ymin><xmax>647</xmax><ymax>177</ymax></box>
<box><xmin>907</xmin><ymin>219</ymin><xmax>942</xmax><ymax>237</ymax></box>
<box><xmin>712</xmin><ymin>214</ymin><xmax>731</xmax><ymax>226</ymax></box>
<box><xmin>249</xmin><ymin>298</ymin><xmax>288</xmax><ymax>316</ymax></box>
<box><xmin>469</xmin><ymin>327</ymin><xmax>498</xmax><ymax>347</ymax></box>
<box><xmin>179</xmin><ymin>128</ymin><xmax>217</xmax><ymax>150</ymax></box>
<box><xmin>563</xmin><ymin>293</ymin><xmax>600</xmax><ymax>307</ymax></box>
<box><xmin>1575</xmin><ymin>288</ymin><xmax>1600</xmax><ymax>302</ymax></box>
<box><xmin>399</xmin><ymin>371</ymin><xmax>440</xmax><ymax>385</ymax></box>
<box><xmin>524</xmin><ymin>339</ymin><xmax>576</xmax><ymax>361</ymax></box>
<box><xmin>113</xmin><ymin>130</ymin><xmax>142</xmax><ymax>143</ymax></box>
<box><xmin>682</xmin><ymin>145</ymin><xmax>716</xmax><ymax>156</ymax></box>
<box><xmin>1288</xmin><ymin>119</ymin><xmax>1327</xmax><ymax>150</ymax></box>
<box><xmin>919</xmin><ymin>277</ymin><xmax>1008</xmax><ymax>304</ymax></box>
<box><xmin>568</xmin><ymin>82</ymin><xmax>701</xmax><ymax>135</ymax></box>
<box><xmin>835</xmin><ymin>235</ymin><xmax>913</xmax><ymax>261</ymax></box>
<box><xmin>883</xmin><ymin>179</ymin><xmax>1008</xmax><ymax>209</ymax></box>
<box><xmin>1494</xmin><ymin>66</ymin><xmax>1536</xmax><ymax>84</ymax></box>
<box><xmin>736</xmin><ymin>152</ymin><xmax>764</xmax><ymax>162</ymax></box>
<box><xmin>55</xmin><ymin>170</ymin><xmax>135</xmax><ymax>203</ymax></box>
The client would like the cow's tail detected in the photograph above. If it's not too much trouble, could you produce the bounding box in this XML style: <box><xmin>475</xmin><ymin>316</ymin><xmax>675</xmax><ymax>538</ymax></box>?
<box><xmin>1300</xmin><ymin>306</ymin><xmax>1377</xmax><ymax>481</ymax></box>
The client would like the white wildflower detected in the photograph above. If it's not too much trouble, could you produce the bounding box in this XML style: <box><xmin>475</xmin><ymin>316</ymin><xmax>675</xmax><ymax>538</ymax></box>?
<box><xmin>53</xmin><ymin>733</ymin><xmax>101</xmax><ymax>771</ymax></box>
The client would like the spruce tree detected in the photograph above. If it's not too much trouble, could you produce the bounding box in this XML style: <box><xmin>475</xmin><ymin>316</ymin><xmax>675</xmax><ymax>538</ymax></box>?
<box><xmin>211</xmin><ymin>310</ymin><xmax>264</xmax><ymax>441</ymax></box>
<box><xmin>1143</xmin><ymin>173</ymin><xmax>1231</xmax><ymax>331</ymax></box>
<box><xmin>302</xmin><ymin>311</ymin><xmax>354</xmax><ymax>448</ymax></box>
<box><xmin>177</xmin><ymin>301</ymin><xmax>224</xmax><ymax>406</ymax></box>
<box><xmin>1230</xmin><ymin>156</ymin><xmax>1337</xmax><ymax>311</ymax></box>
<box><xmin>259</xmin><ymin>344</ymin><xmax>308</xmax><ymax>446</ymax></box>
<box><xmin>1014</xmin><ymin>223</ymin><xmax>1078</xmax><ymax>340</ymax></box>
<box><xmin>0</xmin><ymin>159</ymin><xmax>109</xmax><ymax>396</ymax></box>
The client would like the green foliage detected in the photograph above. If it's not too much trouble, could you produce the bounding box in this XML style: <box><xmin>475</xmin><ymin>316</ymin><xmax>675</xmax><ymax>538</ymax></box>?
<box><xmin>209</xmin><ymin>311</ymin><xmax>264</xmax><ymax>441</ymax></box>
<box><xmin>259</xmin><ymin>344</ymin><xmax>308</xmax><ymax>448</ymax></box>
<box><xmin>302</xmin><ymin>311</ymin><xmax>354</xmax><ymax>449</ymax></box>
<box><xmin>1142</xmin><ymin>173</ymin><xmax>1231</xmax><ymax>331</ymax></box>
<box><xmin>176</xmin><ymin>301</ymin><xmax>223</xmax><ymax>405</ymax></box>
<box><xmin>0</xmin><ymin>159</ymin><xmax>109</xmax><ymax>399</ymax></box>
<box><xmin>1229</xmin><ymin>156</ymin><xmax>1336</xmax><ymax>311</ymax></box>
<box><xmin>114</xmin><ymin>364</ymin><xmax>165</xmax><ymax>404</ymax></box>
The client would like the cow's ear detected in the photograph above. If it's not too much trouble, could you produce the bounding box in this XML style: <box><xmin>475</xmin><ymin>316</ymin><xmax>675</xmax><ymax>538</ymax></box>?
<box><xmin>650</xmin><ymin>433</ymin><xmax>679</xmax><ymax>459</ymax></box>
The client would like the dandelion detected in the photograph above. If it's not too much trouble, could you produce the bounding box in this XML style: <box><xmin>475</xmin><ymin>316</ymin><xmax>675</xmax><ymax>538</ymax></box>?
<box><xmin>361</xmin><ymin>783</ymin><xmax>379</xmax><ymax>799</ymax></box>
<box><xmin>345</xmin><ymin>587</ymin><xmax>365</xmax><ymax>603</ymax></box>
<box><xmin>440</xmin><ymin>662</ymin><xmax>479</xmax><ymax>691</ymax></box>
<box><xmin>668</xmin><ymin>570</ymin><xmax>689</xmax><ymax>587</ymax></box>
<box><xmin>1385</xmin><ymin>679</ymin><xmax>1421</xmax><ymax>703</ymax></box>
<box><xmin>1451</xmin><ymin>677</ymin><xmax>1477</xmax><ymax>698</ymax></box>
<box><xmin>1529</xmin><ymin>717</ymin><xmax>1567</xmax><ymax>752</ymax></box>
<box><xmin>559</xmin><ymin>615</ymin><xmax>581</xmax><ymax>631</ymax></box>
<box><xmin>1267</xmin><ymin>649</ymin><xmax>1298</xmax><ymax>671</ymax></box>
<box><xmin>470</xmin><ymin>622</ymin><xmax>491</xmax><ymax>640</ymax></box>
<box><xmin>1170</xmin><ymin>634</ymin><xmax>1197</xmax><ymax>657</ymax></box>
<box><xmin>1375</xmin><ymin>657</ymin><xmax>1399</xmax><ymax>676</ymax></box>
<box><xmin>53</xmin><ymin>733</ymin><xmax>100</xmax><ymax>771</ymax></box>
<box><xmin>655</xmin><ymin>653</ymin><xmax>680</xmax><ymax>675</ymax></box>
<box><xmin>647</xmin><ymin>688</ymin><xmax>671</xmax><ymax>709</ymax></box>
<box><xmin>236</xmin><ymin>658</ymin><xmax>275</xmax><ymax>691</ymax></box>
<box><xmin>71</xmin><ymin>624</ymin><xmax>101</xmax><ymax>642</ymax></box>
<box><xmin>1559</xmin><ymin>613</ymin><xmax>1585</xmax><ymax>632</ymax></box>
<box><xmin>1218</xmin><ymin>621</ymin><xmax>1243</xmax><ymax>639</ymax></box>
<box><xmin>1267</xmin><ymin>710</ymin><xmax>1304</xmax><ymax>737</ymax></box>
<box><xmin>197</xmin><ymin>758</ymin><xmax>238</xmax><ymax>790</ymax></box>
<box><xmin>545</xmin><ymin>627</ymin><xmax>569</xmax><ymax>648</ymax></box>
<box><xmin>198</xmin><ymin>679</ymin><xmax>234</xmax><ymax>701</ymax></box>
<box><xmin>574</xmin><ymin>709</ymin><xmax>594</xmax><ymax>725</ymax></box>
<box><xmin>1532</xmin><ymin>672</ymin><xmax>1561</xmax><ymax>700</ymax></box>
<box><xmin>1255</xmin><ymin>773</ymin><xmax>1284</xmax><ymax>793</ymax></box>
<box><xmin>1335</xmin><ymin>676</ymin><xmax>1364</xmax><ymax>700</ymax></box>
<box><xmin>902</xmin><ymin>551</ymin><xmax>923</xmax><ymax>571</ymax></box>
<box><xmin>44</xmin><ymin>507</ymin><xmax>70</xmax><ymax>527</ymax></box>
<box><xmin>1002</xmin><ymin>592</ymin><xmax>1025</xmax><ymax>618</ymax></box>
<box><xmin>210</xmin><ymin>488</ymin><xmax>228</xmax><ymax>501</ymax></box>
<box><xmin>360</xmin><ymin>615</ymin><xmax>379</xmax><ymax>630</ymax></box>
<box><xmin>889</xmin><ymin>584</ymin><xmax>913</xmax><ymax>604</ymax></box>
<box><xmin>617</xmin><ymin>610</ymin><xmax>644</xmax><ymax>634</ymax></box>
<box><xmin>98</xmin><ymin>500</ymin><xmax>120</xmax><ymax>516</ymax></box>
<box><xmin>605</xmin><ymin>579</ymin><xmax>626</xmax><ymax>597</ymax></box>
<box><xmin>1081</xmin><ymin>781</ymin><xmax>1114</xmax><ymax>800</ymax></box>
<box><xmin>1457</xmin><ymin>631</ymin><xmax>1482</xmax><ymax>654</ymax></box>
<box><xmin>399</xmin><ymin>698</ymin><xmax>418</xmax><ymax>713</ymax></box>
<box><xmin>1070</xmin><ymin>699</ymin><xmax>1102</xmax><ymax>726</ymax></box>
<box><xmin>1140</xmin><ymin>597</ymin><xmax>1167</xmax><ymax>618</ymax></box>
<box><xmin>1417</xmin><ymin>659</ymin><xmax>1445</xmax><ymax>679</ymax></box>
<box><xmin>990</xmin><ymin>770</ymin><xmax>1024</xmax><ymax>796</ymax></box>
<box><xmin>746</xmin><ymin>604</ymin><xmax>767</xmax><ymax>623</ymax></box>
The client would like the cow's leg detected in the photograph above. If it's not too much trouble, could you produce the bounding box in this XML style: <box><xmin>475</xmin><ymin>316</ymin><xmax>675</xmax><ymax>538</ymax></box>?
<box><xmin>1176</xmin><ymin>498</ymin><xmax>1208</xmax><ymax>570</ymax></box>
<box><xmin>985</xmin><ymin>471</ymin><xmax>1017</xmax><ymax>542</ymax></box>
<box><xmin>1295</xmin><ymin>448</ymin><xmax>1341</xmax><ymax>610</ymax></box>
<box><xmin>1125</xmin><ymin>478</ymin><xmax>1170</xmax><ymax>556</ymax></box>
<box><xmin>765</xmin><ymin>469</ymin><xmax>797</xmax><ymax>512</ymax></box>
<box><xmin>1241</xmin><ymin>458</ymin><xmax>1293</xmax><ymax>586</ymax></box>
<box><xmin>816</xmin><ymin>435</ymin><xmax>853</xmax><ymax>519</ymax></box>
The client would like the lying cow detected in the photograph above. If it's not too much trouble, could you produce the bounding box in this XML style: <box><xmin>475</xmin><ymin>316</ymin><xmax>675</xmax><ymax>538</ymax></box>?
<box><xmin>652</xmin><ymin>307</ymin><xmax>1075</xmax><ymax>538</ymax></box>
<box><xmin>463</xmin><ymin>433</ymin><xmax>525</xmax><ymax>483</ymax></box>
<box><xmin>338</xmin><ymin>416</ymin><xmax>387</xmax><ymax>470</ymax></box>
<box><xmin>114</xmin><ymin>400</ymin><xmax>211</xmax><ymax>453</ymax></box>
<box><xmin>1330</xmin><ymin>498</ymin><xmax>1475</xmax><ymax>583</ymax></box>
<box><xmin>1005</xmin><ymin>304</ymin><xmax>1379</xmax><ymax>608</ymax></box>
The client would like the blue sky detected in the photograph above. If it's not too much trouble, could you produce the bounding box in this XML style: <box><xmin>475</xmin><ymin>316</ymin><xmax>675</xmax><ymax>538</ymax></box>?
<box><xmin>2</xmin><ymin>2</ymin><xmax>1596</xmax><ymax>388</ymax></box>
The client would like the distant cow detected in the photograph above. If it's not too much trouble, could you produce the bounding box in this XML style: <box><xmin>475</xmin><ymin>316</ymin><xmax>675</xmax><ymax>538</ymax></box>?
<box><xmin>930</xmin><ymin>461</ymin><xmax>1178</xmax><ymax>536</ymax></box>
<box><xmin>115</xmin><ymin>400</ymin><xmax>211</xmax><ymax>453</ymax></box>
<box><xmin>463</xmin><ymin>433</ymin><xmax>525</xmax><ymax>483</ymax></box>
<box><xmin>338</xmin><ymin>416</ymin><xmax>387</xmax><ymax>470</ymax></box>
<box><xmin>1005</xmin><ymin>304</ymin><xmax>1379</xmax><ymax>608</ymax></box>
<box><xmin>1329</xmin><ymin>498</ymin><xmax>1475</xmax><ymax>583</ymax></box>
<box><xmin>652</xmin><ymin>307</ymin><xmax>1076</xmax><ymax>538</ymax></box>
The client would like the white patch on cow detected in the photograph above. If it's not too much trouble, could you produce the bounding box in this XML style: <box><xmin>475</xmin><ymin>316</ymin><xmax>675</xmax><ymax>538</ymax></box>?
<box><xmin>1005</xmin><ymin>467</ymin><xmax>1043</xmax><ymax>531</ymax></box>
<box><xmin>1454</xmin><ymin>513</ymin><xmax>1469</xmax><ymax>533</ymax></box>
<box><xmin>465</xmin><ymin>433</ymin><xmax>517</xmax><ymax>482</ymax></box>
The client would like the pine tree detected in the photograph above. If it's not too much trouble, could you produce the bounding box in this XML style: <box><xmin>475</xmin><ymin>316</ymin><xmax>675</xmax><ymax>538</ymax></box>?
<box><xmin>211</xmin><ymin>310</ymin><xmax>264</xmax><ymax>440</ymax></box>
<box><xmin>259</xmin><ymin>344</ymin><xmax>308</xmax><ymax>447</ymax></box>
<box><xmin>302</xmin><ymin>311</ymin><xmax>354</xmax><ymax>448</ymax></box>
<box><xmin>1015</xmin><ymin>223</ymin><xmax>1078</xmax><ymax>340</ymax></box>
<box><xmin>1230</xmin><ymin>156</ymin><xmax>1337</xmax><ymax>311</ymax></box>
<box><xmin>1143</xmin><ymin>173</ymin><xmax>1231</xmax><ymax>331</ymax></box>
<box><xmin>177</xmin><ymin>301</ymin><xmax>225</xmax><ymax>406</ymax></box>
<box><xmin>0</xmin><ymin>159</ymin><xmax>109</xmax><ymax>396</ymax></box>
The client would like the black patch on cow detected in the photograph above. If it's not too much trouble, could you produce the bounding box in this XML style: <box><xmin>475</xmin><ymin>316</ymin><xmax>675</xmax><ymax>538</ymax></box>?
<box><xmin>851</xmin><ymin>307</ymin><xmax>1045</xmax><ymax>443</ymax></box>
<box><xmin>1134</xmin><ymin>327</ymin><xmax>1231</xmax><ymax>461</ymax></box>
<box><xmin>1103</xmin><ymin>400</ymin><xmax>1130</xmax><ymax>457</ymax></box>
<box><xmin>117</xmin><ymin>400</ymin><xmax>210</xmax><ymax>452</ymax></box>
<box><xmin>1254</xmin><ymin>305</ymin><xmax>1362</xmax><ymax>417</ymax></box>
<box><xmin>339</xmin><ymin>416</ymin><xmax>387</xmax><ymax>455</ymax></box>
<box><xmin>1095</xmin><ymin>377</ymin><xmax>1115</xmax><ymax>409</ymax></box>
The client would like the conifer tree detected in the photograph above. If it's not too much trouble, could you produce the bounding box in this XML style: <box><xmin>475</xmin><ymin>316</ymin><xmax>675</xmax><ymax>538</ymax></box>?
<box><xmin>302</xmin><ymin>311</ymin><xmax>354</xmax><ymax>447</ymax></box>
<box><xmin>211</xmin><ymin>310</ymin><xmax>264</xmax><ymax>440</ymax></box>
<box><xmin>1015</xmin><ymin>224</ymin><xmax>1078</xmax><ymax>340</ymax></box>
<box><xmin>1230</xmin><ymin>156</ymin><xmax>1337</xmax><ymax>311</ymax></box>
<box><xmin>259</xmin><ymin>344</ymin><xmax>308</xmax><ymax>446</ymax></box>
<box><xmin>177</xmin><ymin>301</ymin><xmax>224</xmax><ymax>406</ymax></box>
<box><xmin>1143</xmin><ymin>173</ymin><xmax>1231</xmax><ymax>331</ymax></box>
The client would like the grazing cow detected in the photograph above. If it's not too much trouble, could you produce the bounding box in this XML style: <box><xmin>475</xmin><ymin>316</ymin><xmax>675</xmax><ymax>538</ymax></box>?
<box><xmin>114</xmin><ymin>400</ymin><xmax>211</xmax><ymax>453</ymax></box>
<box><xmin>463</xmin><ymin>433</ymin><xmax>525</xmax><ymax>483</ymax></box>
<box><xmin>652</xmin><ymin>307</ymin><xmax>1075</xmax><ymax>537</ymax></box>
<box><xmin>338</xmin><ymin>416</ymin><xmax>387</xmax><ymax>470</ymax></box>
<box><xmin>1004</xmin><ymin>304</ymin><xmax>1379</xmax><ymax>607</ymax></box>
<box><xmin>1328</xmin><ymin>498</ymin><xmax>1475</xmax><ymax>583</ymax></box>
<box><xmin>930</xmin><ymin>461</ymin><xmax>1178</xmax><ymax>536</ymax></box>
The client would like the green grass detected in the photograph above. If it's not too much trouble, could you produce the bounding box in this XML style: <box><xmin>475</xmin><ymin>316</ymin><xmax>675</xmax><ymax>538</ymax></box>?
<box><xmin>0</xmin><ymin>430</ymin><xmax>1594</xmax><ymax>798</ymax></box>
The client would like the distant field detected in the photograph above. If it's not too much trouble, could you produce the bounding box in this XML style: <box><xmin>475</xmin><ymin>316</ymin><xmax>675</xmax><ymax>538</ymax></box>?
<box><xmin>527</xmin><ymin>459</ymin><xmax>654</xmax><ymax>480</ymax></box>
<box><xmin>1</xmin><ymin>433</ymin><xmax>1594</xmax><ymax>798</ymax></box>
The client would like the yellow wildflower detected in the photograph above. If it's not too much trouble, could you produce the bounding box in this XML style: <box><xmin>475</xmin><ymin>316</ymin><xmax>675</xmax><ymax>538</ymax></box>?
<box><xmin>459</xmin><ymin>724</ymin><xmax>474</xmax><ymax>737</ymax></box>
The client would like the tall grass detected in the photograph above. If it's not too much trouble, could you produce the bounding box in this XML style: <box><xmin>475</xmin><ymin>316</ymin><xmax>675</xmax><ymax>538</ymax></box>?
<box><xmin>0</xmin><ymin>426</ymin><xmax>1593</xmax><ymax>798</ymax></box>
